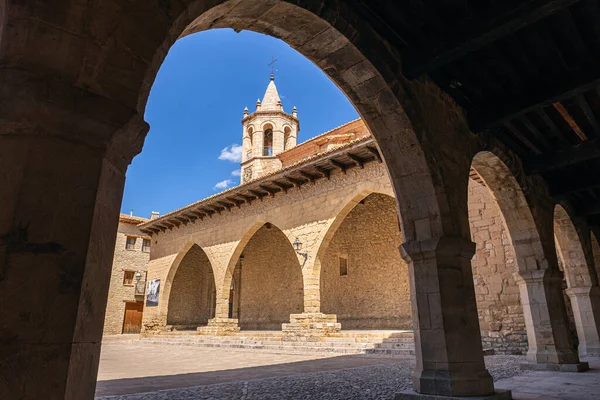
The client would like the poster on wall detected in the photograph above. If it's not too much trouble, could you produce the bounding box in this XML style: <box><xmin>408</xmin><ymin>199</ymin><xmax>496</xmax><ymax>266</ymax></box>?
<box><xmin>146</xmin><ymin>279</ymin><xmax>160</xmax><ymax>307</ymax></box>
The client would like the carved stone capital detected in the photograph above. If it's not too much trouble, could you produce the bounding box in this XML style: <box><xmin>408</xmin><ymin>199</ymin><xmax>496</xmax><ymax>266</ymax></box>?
<box><xmin>399</xmin><ymin>235</ymin><xmax>476</xmax><ymax>265</ymax></box>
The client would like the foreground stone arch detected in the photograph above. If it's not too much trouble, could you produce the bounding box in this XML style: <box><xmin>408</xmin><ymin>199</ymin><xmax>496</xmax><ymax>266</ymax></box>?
<box><xmin>554</xmin><ymin>204</ymin><xmax>600</xmax><ymax>356</ymax></box>
<box><xmin>0</xmin><ymin>0</ymin><xmax>514</xmax><ymax>397</ymax></box>
<box><xmin>471</xmin><ymin>151</ymin><xmax>580</xmax><ymax>364</ymax></box>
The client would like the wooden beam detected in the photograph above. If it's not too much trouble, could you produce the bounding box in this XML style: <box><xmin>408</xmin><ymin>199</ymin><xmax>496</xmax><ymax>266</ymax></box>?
<box><xmin>299</xmin><ymin>170</ymin><xmax>319</xmax><ymax>183</ymax></box>
<box><xmin>538</xmin><ymin>107</ymin><xmax>571</xmax><ymax>147</ymax></box>
<box><xmin>217</xmin><ymin>201</ymin><xmax>234</xmax><ymax>211</ymax></box>
<box><xmin>503</xmin><ymin>121</ymin><xmax>542</xmax><ymax>154</ymax></box>
<box><xmin>238</xmin><ymin>194</ymin><xmax>256</xmax><ymax>204</ymax></box>
<box><xmin>583</xmin><ymin>203</ymin><xmax>600</xmax><ymax>217</ymax></box>
<box><xmin>366</xmin><ymin>146</ymin><xmax>382</xmax><ymax>163</ymax></box>
<box><xmin>226</xmin><ymin>197</ymin><xmax>243</xmax><ymax>208</ymax></box>
<box><xmin>314</xmin><ymin>166</ymin><xmax>330</xmax><ymax>179</ymax></box>
<box><xmin>471</xmin><ymin>67</ymin><xmax>600</xmax><ymax>132</ymax></box>
<box><xmin>550</xmin><ymin>174</ymin><xmax>600</xmax><ymax>196</ymax></box>
<box><xmin>346</xmin><ymin>153</ymin><xmax>367</xmax><ymax>169</ymax></box>
<box><xmin>249</xmin><ymin>189</ymin><xmax>267</xmax><ymax>199</ymax></box>
<box><xmin>576</xmin><ymin>94</ymin><xmax>600</xmax><ymax>137</ymax></box>
<box><xmin>285</xmin><ymin>176</ymin><xmax>306</xmax><ymax>186</ymax></box>
<box><xmin>271</xmin><ymin>180</ymin><xmax>292</xmax><ymax>193</ymax></box>
<box><xmin>519</xmin><ymin>114</ymin><xmax>551</xmax><ymax>151</ymax></box>
<box><xmin>175</xmin><ymin>216</ymin><xmax>189</xmax><ymax>225</ymax></box>
<box><xmin>525</xmin><ymin>140</ymin><xmax>600</xmax><ymax>174</ymax></box>
<box><xmin>402</xmin><ymin>0</ymin><xmax>582</xmax><ymax>78</ymax></box>
<box><xmin>259</xmin><ymin>185</ymin><xmax>278</xmax><ymax>197</ymax></box>
<box><xmin>554</xmin><ymin>102</ymin><xmax>587</xmax><ymax>141</ymax></box>
<box><xmin>329</xmin><ymin>159</ymin><xmax>348</xmax><ymax>174</ymax></box>
<box><xmin>201</xmin><ymin>208</ymin><xmax>215</xmax><ymax>217</ymax></box>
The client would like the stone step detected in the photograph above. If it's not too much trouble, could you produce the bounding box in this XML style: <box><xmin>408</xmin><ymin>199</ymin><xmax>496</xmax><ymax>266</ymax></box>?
<box><xmin>144</xmin><ymin>336</ymin><xmax>416</xmax><ymax>348</ymax></box>
<box><xmin>141</xmin><ymin>339</ymin><xmax>415</xmax><ymax>356</ymax></box>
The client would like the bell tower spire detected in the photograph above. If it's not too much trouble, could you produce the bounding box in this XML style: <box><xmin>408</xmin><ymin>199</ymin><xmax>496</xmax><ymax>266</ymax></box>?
<box><xmin>239</xmin><ymin>75</ymin><xmax>300</xmax><ymax>183</ymax></box>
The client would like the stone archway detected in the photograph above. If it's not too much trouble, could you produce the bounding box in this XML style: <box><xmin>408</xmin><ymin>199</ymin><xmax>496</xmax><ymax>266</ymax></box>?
<box><xmin>166</xmin><ymin>244</ymin><xmax>216</xmax><ymax>330</ymax></box>
<box><xmin>471</xmin><ymin>151</ymin><xmax>579</xmax><ymax>364</ymax></box>
<box><xmin>1</xmin><ymin>1</ymin><xmax>503</xmax><ymax>397</ymax></box>
<box><xmin>319</xmin><ymin>192</ymin><xmax>410</xmax><ymax>330</ymax></box>
<box><xmin>554</xmin><ymin>204</ymin><xmax>600</xmax><ymax>356</ymax></box>
<box><xmin>232</xmin><ymin>222</ymin><xmax>303</xmax><ymax>330</ymax></box>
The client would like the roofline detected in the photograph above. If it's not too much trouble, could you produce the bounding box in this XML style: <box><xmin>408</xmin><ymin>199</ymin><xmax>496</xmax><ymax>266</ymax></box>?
<box><xmin>139</xmin><ymin>136</ymin><xmax>378</xmax><ymax>232</ymax></box>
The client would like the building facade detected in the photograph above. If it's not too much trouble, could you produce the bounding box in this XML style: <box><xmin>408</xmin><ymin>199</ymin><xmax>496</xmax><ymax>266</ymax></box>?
<box><xmin>103</xmin><ymin>213</ymin><xmax>151</xmax><ymax>335</ymax></box>
<box><xmin>133</xmin><ymin>77</ymin><xmax>599</xmax><ymax>356</ymax></box>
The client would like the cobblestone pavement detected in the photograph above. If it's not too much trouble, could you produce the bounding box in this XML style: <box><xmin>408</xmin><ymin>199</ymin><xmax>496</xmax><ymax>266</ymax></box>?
<box><xmin>95</xmin><ymin>341</ymin><xmax>532</xmax><ymax>399</ymax></box>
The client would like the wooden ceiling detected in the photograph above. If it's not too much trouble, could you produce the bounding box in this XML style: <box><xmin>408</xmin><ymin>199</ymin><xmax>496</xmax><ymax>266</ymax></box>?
<box><xmin>353</xmin><ymin>0</ymin><xmax>600</xmax><ymax>229</ymax></box>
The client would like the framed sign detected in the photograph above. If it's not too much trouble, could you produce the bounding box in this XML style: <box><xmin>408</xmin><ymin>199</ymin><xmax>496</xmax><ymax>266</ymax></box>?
<box><xmin>146</xmin><ymin>279</ymin><xmax>160</xmax><ymax>307</ymax></box>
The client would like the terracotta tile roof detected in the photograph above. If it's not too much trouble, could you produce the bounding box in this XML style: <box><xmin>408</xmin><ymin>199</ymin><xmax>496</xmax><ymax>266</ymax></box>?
<box><xmin>119</xmin><ymin>213</ymin><xmax>149</xmax><ymax>225</ymax></box>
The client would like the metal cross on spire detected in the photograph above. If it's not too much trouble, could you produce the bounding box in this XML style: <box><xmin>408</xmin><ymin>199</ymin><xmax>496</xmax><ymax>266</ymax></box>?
<box><xmin>268</xmin><ymin>56</ymin><xmax>278</xmax><ymax>78</ymax></box>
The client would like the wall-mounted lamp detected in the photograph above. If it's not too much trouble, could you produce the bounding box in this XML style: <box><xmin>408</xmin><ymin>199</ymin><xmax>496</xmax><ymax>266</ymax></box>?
<box><xmin>293</xmin><ymin>237</ymin><xmax>308</xmax><ymax>260</ymax></box>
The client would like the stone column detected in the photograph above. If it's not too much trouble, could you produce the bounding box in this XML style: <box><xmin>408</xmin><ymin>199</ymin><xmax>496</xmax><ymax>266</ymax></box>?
<box><xmin>198</xmin><ymin>276</ymin><xmax>240</xmax><ymax>335</ymax></box>
<box><xmin>282</xmin><ymin>250</ymin><xmax>340</xmax><ymax>338</ymax></box>
<box><xmin>566</xmin><ymin>285</ymin><xmax>600</xmax><ymax>357</ymax></box>
<box><xmin>399</xmin><ymin>236</ymin><xmax>498</xmax><ymax>398</ymax></box>
<box><xmin>517</xmin><ymin>269</ymin><xmax>587</xmax><ymax>370</ymax></box>
<box><xmin>0</xmin><ymin>87</ymin><xmax>147</xmax><ymax>399</ymax></box>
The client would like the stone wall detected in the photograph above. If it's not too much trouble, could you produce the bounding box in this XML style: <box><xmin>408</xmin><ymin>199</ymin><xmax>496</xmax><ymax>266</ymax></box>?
<box><xmin>167</xmin><ymin>244</ymin><xmax>216</xmax><ymax>328</ymax></box>
<box><xmin>468</xmin><ymin>179</ymin><xmax>528</xmax><ymax>354</ymax></box>
<box><xmin>593</xmin><ymin>233</ymin><xmax>600</xmax><ymax>284</ymax></box>
<box><xmin>238</xmin><ymin>225</ymin><xmax>304</xmax><ymax>330</ymax></box>
<box><xmin>103</xmin><ymin>221</ymin><xmax>150</xmax><ymax>335</ymax></box>
<box><xmin>321</xmin><ymin>193</ymin><xmax>411</xmax><ymax>329</ymax></box>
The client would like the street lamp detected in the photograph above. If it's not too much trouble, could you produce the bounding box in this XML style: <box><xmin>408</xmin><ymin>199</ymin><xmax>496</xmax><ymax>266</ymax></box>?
<box><xmin>293</xmin><ymin>237</ymin><xmax>308</xmax><ymax>260</ymax></box>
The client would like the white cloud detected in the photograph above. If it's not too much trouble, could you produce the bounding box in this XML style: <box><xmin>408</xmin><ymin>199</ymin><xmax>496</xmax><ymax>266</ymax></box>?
<box><xmin>231</xmin><ymin>169</ymin><xmax>241</xmax><ymax>177</ymax></box>
<box><xmin>218</xmin><ymin>144</ymin><xmax>243</xmax><ymax>163</ymax></box>
<box><xmin>214</xmin><ymin>179</ymin><xmax>232</xmax><ymax>190</ymax></box>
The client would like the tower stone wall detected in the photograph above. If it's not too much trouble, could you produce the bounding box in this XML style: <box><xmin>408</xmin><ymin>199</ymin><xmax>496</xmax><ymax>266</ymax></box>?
<box><xmin>240</xmin><ymin>76</ymin><xmax>299</xmax><ymax>183</ymax></box>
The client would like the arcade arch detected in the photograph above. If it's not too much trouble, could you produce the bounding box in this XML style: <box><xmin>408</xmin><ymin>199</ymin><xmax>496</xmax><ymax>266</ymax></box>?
<box><xmin>554</xmin><ymin>204</ymin><xmax>600</xmax><ymax>356</ymax></box>
<box><xmin>320</xmin><ymin>193</ymin><xmax>410</xmax><ymax>329</ymax></box>
<box><xmin>469</xmin><ymin>151</ymin><xmax>578</xmax><ymax>362</ymax></box>
<box><xmin>2</xmin><ymin>0</ymin><xmax>564</xmax><ymax>398</ymax></box>
<box><xmin>166</xmin><ymin>244</ymin><xmax>216</xmax><ymax>330</ymax></box>
<box><xmin>229</xmin><ymin>222</ymin><xmax>304</xmax><ymax>330</ymax></box>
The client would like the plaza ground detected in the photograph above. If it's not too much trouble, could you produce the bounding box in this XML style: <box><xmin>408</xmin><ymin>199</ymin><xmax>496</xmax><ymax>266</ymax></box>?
<box><xmin>95</xmin><ymin>337</ymin><xmax>600</xmax><ymax>399</ymax></box>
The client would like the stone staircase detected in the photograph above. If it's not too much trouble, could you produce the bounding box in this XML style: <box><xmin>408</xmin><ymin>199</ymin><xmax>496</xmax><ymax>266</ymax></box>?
<box><xmin>140</xmin><ymin>330</ymin><xmax>415</xmax><ymax>357</ymax></box>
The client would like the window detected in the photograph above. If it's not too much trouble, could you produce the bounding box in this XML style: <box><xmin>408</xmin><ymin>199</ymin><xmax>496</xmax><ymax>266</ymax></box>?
<box><xmin>339</xmin><ymin>256</ymin><xmax>348</xmax><ymax>276</ymax></box>
<box><xmin>125</xmin><ymin>236</ymin><xmax>136</xmax><ymax>250</ymax></box>
<box><xmin>142</xmin><ymin>239</ymin><xmax>151</xmax><ymax>253</ymax></box>
<box><xmin>123</xmin><ymin>271</ymin><xmax>135</xmax><ymax>285</ymax></box>
<box><xmin>263</xmin><ymin>128</ymin><xmax>273</xmax><ymax>156</ymax></box>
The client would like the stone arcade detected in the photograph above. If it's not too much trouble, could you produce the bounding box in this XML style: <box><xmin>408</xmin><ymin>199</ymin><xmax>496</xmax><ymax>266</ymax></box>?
<box><xmin>3</xmin><ymin>1</ymin><xmax>600</xmax><ymax>399</ymax></box>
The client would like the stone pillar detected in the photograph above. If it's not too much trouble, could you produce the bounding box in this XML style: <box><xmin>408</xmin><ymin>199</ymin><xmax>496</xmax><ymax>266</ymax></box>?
<box><xmin>399</xmin><ymin>236</ymin><xmax>498</xmax><ymax>398</ymax></box>
<box><xmin>566</xmin><ymin>285</ymin><xmax>600</xmax><ymax>357</ymax></box>
<box><xmin>200</xmin><ymin>285</ymin><xmax>240</xmax><ymax>335</ymax></box>
<box><xmin>517</xmin><ymin>269</ymin><xmax>587</xmax><ymax>370</ymax></box>
<box><xmin>0</xmin><ymin>82</ymin><xmax>147</xmax><ymax>398</ymax></box>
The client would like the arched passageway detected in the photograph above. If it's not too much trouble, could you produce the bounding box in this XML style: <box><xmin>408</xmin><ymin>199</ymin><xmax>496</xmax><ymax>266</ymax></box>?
<box><xmin>231</xmin><ymin>223</ymin><xmax>303</xmax><ymax>330</ymax></box>
<box><xmin>320</xmin><ymin>193</ymin><xmax>410</xmax><ymax>329</ymax></box>
<box><xmin>0</xmin><ymin>0</ymin><xmax>511</xmax><ymax>397</ymax></box>
<box><xmin>470</xmin><ymin>151</ymin><xmax>579</xmax><ymax>363</ymax></box>
<box><xmin>554</xmin><ymin>205</ymin><xmax>600</xmax><ymax>357</ymax></box>
<box><xmin>167</xmin><ymin>244</ymin><xmax>216</xmax><ymax>329</ymax></box>
<box><xmin>467</xmin><ymin>169</ymin><xmax>527</xmax><ymax>354</ymax></box>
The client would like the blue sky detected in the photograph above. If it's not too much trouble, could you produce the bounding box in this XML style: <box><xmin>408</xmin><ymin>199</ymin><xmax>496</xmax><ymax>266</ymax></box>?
<box><xmin>121</xmin><ymin>29</ymin><xmax>359</xmax><ymax>218</ymax></box>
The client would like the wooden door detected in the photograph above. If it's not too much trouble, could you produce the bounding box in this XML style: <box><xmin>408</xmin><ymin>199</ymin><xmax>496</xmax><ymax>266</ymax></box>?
<box><xmin>122</xmin><ymin>301</ymin><xmax>144</xmax><ymax>334</ymax></box>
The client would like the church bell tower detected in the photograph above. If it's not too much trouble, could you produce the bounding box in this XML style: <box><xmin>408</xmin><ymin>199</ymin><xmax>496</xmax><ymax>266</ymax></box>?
<box><xmin>239</xmin><ymin>75</ymin><xmax>300</xmax><ymax>183</ymax></box>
